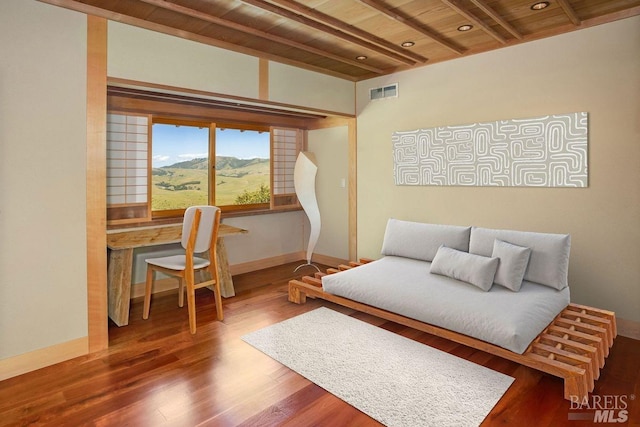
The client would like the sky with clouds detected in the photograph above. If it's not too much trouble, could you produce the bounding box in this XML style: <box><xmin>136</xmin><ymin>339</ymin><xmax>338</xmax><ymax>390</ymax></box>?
<box><xmin>152</xmin><ymin>124</ymin><xmax>270</xmax><ymax>168</ymax></box>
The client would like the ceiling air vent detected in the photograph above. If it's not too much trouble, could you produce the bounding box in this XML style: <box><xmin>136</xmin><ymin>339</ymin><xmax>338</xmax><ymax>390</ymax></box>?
<box><xmin>369</xmin><ymin>83</ymin><xmax>398</xmax><ymax>101</ymax></box>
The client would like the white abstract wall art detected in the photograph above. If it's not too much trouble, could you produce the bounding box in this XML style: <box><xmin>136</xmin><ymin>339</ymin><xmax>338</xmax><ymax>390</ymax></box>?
<box><xmin>293</xmin><ymin>151</ymin><xmax>321</xmax><ymax>272</ymax></box>
<box><xmin>392</xmin><ymin>112</ymin><xmax>588</xmax><ymax>187</ymax></box>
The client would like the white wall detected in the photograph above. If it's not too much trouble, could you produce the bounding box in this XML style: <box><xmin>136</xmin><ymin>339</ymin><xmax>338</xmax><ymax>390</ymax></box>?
<box><xmin>130</xmin><ymin>181</ymin><xmax>349</xmax><ymax>284</ymax></box>
<box><xmin>131</xmin><ymin>211</ymin><xmax>306</xmax><ymax>283</ymax></box>
<box><xmin>0</xmin><ymin>1</ymin><xmax>355</xmax><ymax>368</ymax></box>
<box><xmin>223</xmin><ymin>211</ymin><xmax>307</xmax><ymax>262</ymax></box>
<box><xmin>108</xmin><ymin>21</ymin><xmax>259</xmax><ymax>99</ymax></box>
<box><xmin>107</xmin><ymin>19</ymin><xmax>356</xmax><ymax>283</ymax></box>
<box><xmin>308</xmin><ymin>127</ymin><xmax>350</xmax><ymax>260</ymax></box>
<box><xmin>355</xmin><ymin>17</ymin><xmax>640</xmax><ymax>324</ymax></box>
<box><xmin>108</xmin><ymin>22</ymin><xmax>356</xmax><ymax>115</ymax></box>
<box><xmin>269</xmin><ymin>62</ymin><xmax>355</xmax><ymax>115</ymax></box>
<box><xmin>130</xmin><ymin>135</ymin><xmax>352</xmax><ymax>283</ymax></box>
<box><xmin>0</xmin><ymin>1</ymin><xmax>88</xmax><ymax>359</ymax></box>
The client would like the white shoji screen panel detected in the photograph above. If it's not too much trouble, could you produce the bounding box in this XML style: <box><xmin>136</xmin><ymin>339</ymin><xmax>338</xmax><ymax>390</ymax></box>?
<box><xmin>107</xmin><ymin>113</ymin><xmax>149</xmax><ymax>205</ymax></box>
<box><xmin>270</xmin><ymin>127</ymin><xmax>303</xmax><ymax>209</ymax></box>
<box><xmin>271</xmin><ymin>127</ymin><xmax>302</xmax><ymax>195</ymax></box>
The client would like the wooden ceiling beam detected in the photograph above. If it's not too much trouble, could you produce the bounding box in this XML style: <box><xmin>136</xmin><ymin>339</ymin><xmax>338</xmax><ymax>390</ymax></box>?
<box><xmin>136</xmin><ymin>0</ymin><xmax>385</xmax><ymax>74</ymax></box>
<box><xmin>240</xmin><ymin>0</ymin><xmax>426</xmax><ymax>65</ymax></box>
<box><xmin>39</xmin><ymin>0</ymin><xmax>360</xmax><ymax>81</ymax></box>
<box><xmin>107</xmin><ymin>86</ymin><xmax>327</xmax><ymax>120</ymax></box>
<box><xmin>557</xmin><ymin>0</ymin><xmax>581</xmax><ymax>26</ymax></box>
<box><xmin>468</xmin><ymin>0</ymin><xmax>522</xmax><ymax>40</ymax></box>
<box><xmin>440</xmin><ymin>0</ymin><xmax>507</xmax><ymax>44</ymax></box>
<box><xmin>261</xmin><ymin>0</ymin><xmax>429</xmax><ymax>63</ymax></box>
<box><xmin>356</xmin><ymin>0</ymin><xmax>464</xmax><ymax>55</ymax></box>
<box><xmin>109</xmin><ymin>77</ymin><xmax>355</xmax><ymax>118</ymax></box>
<box><xmin>39</xmin><ymin>0</ymin><xmax>640</xmax><ymax>81</ymax></box>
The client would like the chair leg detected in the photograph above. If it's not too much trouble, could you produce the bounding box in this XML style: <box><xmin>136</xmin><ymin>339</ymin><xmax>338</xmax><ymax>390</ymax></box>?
<box><xmin>143</xmin><ymin>267</ymin><xmax>154</xmax><ymax>319</ymax></box>
<box><xmin>206</xmin><ymin>263</ymin><xmax>224</xmax><ymax>321</ymax></box>
<box><xmin>178</xmin><ymin>278</ymin><xmax>185</xmax><ymax>308</ymax></box>
<box><xmin>186</xmin><ymin>278</ymin><xmax>197</xmax><ymax>334</ymax></box>
<box><xmin>213</xmin><ymin>281</ymin><xmax>224</xmax><ymax>321</ymax></box>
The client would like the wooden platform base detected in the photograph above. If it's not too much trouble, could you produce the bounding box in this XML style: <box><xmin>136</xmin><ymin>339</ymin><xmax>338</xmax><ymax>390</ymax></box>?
<box><xmin>288</xmin><ymin>259</ymin><xmax>616</xmax><ymax>402</ymax></box>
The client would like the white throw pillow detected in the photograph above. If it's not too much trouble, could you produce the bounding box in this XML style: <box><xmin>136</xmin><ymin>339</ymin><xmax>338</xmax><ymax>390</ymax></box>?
<box><xmin>469</xmin><ymin>227</ymin><xmax>570</xmax><ymax>290</ymax></box>
<box><xmin>491</xmin><ymin>239</ymin><xmax>531</xmax><ymax>292</ymax></box>
<box><xmin>381</xmin><ymin>219</ymin><xmax>471</xmax><ymax>262</ymax></box>
<box><xmin>430</xmin><ymin>246</ymin><xmax>499</xmax><ymax>291</ymax></box>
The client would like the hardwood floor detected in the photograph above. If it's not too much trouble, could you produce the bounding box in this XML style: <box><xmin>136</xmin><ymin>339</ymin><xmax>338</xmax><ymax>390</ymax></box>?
<box><xmin>1</xmin><ymin>262</ymin><xmax>638</xmax><ymax>426</ymax></box>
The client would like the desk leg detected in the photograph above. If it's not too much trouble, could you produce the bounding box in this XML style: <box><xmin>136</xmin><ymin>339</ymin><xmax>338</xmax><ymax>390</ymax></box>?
<box><xmin>108</xmin><ymin>248</ymin><xmax>133</xmax><ymax>327</ymax></box>
<box><xmin>216</xmin><ymin>238</ymin><xmax>235</xmax><ymax>298</ymax></box>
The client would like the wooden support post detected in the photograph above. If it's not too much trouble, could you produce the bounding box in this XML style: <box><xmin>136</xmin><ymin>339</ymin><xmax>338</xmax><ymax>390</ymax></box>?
<box><xmin>107</xmin><ymin>248</ymin><xmax>133</xmax><ymax>326</ymax></box>
<box><xmin>288</xmin><ymin>281</ymin><xmax>306</xmax><ymax>304</ymax></box>
<box><xmin>216</xmin><ymin>238</ymin><xmax>235</xmax><ymax>297</ymax></box>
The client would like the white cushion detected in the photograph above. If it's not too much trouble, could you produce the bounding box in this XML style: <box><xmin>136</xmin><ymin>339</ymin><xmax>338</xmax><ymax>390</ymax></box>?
<box><xmin>491</xmin><ymin>240</ymin><xmax>531</xmax><ymax>292</ymax></box>
<box><xmin>182</xmin><ymin>206</ymin><xmax>220</xmax><ymax>253</ymax></box>
<box><xmin>430</xmin><ymin>246</ymin><xmax>499</xmax><ymax>291</ymax></box>
<box><xmin>469</xmin><ymin>227</ymin><xmax>570</xmax><ymax>290</ymax></box>
<box><xmin>381</xmin><ymin>219</ymin><xmax>471</xmax><ymax>262</ymax></box>
<box><xmin>145</xmin><ymin>255</ymin><xmax>210</xmax><ymax>271</ymax></box>
<box><xmin>323</xmin><ymin>256</ymin><xmax>570</xmax><ymax>354</ymax></box>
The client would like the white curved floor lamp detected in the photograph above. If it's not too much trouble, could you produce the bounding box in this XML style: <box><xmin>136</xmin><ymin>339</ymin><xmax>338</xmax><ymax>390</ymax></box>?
<box><xmin>294</xmin><ymin>151</ymin><xmax>321</xmax><ymax>272</ymax></box>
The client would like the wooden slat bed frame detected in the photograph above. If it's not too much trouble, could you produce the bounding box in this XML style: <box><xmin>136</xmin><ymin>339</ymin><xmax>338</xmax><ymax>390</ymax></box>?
<box><xmin>288</xmin><ymin>259</ymin><xmax>616</xmax><ymax>402</ymax></box>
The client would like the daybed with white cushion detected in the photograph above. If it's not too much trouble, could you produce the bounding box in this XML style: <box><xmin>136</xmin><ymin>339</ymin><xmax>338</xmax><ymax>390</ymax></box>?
<box><xmin>288</xmin><ymin>219</ymin><xmax>616</xmax><ymax>402</ymax></box>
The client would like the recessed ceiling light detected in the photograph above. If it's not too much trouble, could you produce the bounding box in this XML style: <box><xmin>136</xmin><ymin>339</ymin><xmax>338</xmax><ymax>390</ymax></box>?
<box><xmin>355</xmin><ymin>55</ymin><xmax>367</xmax><ymax>60</ymax></box>
<box><xmin>457</xmin><ymin>24</ymin><xmax>473</xmax><ymax>32</ymax></box>
<box><xmin>531</xmin><ymin>1</ymin><xmax>550</xmax><ymax>10</ymax></box>
<box><xmin>401</xmin><ymin>41</ymin><xmax>415</xmax><ymax>48</ymax></box>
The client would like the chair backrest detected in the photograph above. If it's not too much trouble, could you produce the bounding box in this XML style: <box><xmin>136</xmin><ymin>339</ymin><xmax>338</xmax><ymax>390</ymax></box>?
<box><xmin>182</xmin><ymin>206</ymin><xmax>221</xmax><ymax>253</ymax></box>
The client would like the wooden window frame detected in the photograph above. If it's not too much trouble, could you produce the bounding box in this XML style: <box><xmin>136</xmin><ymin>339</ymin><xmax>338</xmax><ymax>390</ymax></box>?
<box><xmin>107</xmin><ymin>113</ymin><xmax>303</xmax><ymax>225</ymax></box>
<box><xmin>150</xmin><ymin>117</ymin><xmax>214</xmax><ymax>219</ymax></box>
<box><xmin>149</xmin><ymin>119</ymin><xmax>275</xmax><ymax>219</ymax></box>
<box><xmin>106</xmin><ymin>111</ymin><xmax>152</xmax><ymax>225</ymax></box>
<box><xmin>215</xmin><ymin>122</ymin><xmax>273</xmax><ymax>213</ymax></box>
<box><xmin>271</xmin><ymin>127</ymin><xmax>303</xmax><ymax>210</ymax></box>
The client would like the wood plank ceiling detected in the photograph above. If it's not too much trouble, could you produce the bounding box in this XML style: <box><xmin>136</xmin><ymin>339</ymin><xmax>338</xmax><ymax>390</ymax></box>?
<box><xmin>44</xmin><ymin>0</ymin><xmax>640</xmax><ymax>81</ymax></box>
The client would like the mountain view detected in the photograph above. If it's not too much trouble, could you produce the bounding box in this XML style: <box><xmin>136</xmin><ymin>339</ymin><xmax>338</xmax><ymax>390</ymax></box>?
<box><xmin>152</xmin><ymin>156</ymin><xmax>270</xmax><ymax>210</ymax></box>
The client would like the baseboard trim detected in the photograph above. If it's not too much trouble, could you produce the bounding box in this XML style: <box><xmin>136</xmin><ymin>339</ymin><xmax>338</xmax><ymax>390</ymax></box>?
<box><xmin>131</xmin><ymin>252</ymin><xmax>305</xmax><ymax>299</ymax></box>
<box><xmin>230</xmin><ymin>251</ymin><xmax>306</xmax><ymax>276</ymax></box>
<box><xmin>311</xmin><ymin>253</ymin><xmax>349</xmax><ymax>268</ymax></box>
<box><xmin>130</xmin><ymin>252</ymin><xmax>349</xmax><ymax>299</ymax></box>
<box><xmin>617</xmin><ymin>317</ymin><xmax>640</xmax><ymax>340</ymax></box>
<box><xmin>0</xmin><ymin>337</ymin><xmax>88</xmax><ymax>381</ymax></box>
<box><xmin>131</xmin><ymin>252</ymin><xmax>308</xmax><ymax>299</ymax></box>
<box><xmin>131</xmin><ymin>277</ymin><xmax>179</xmax><ymax>300</ymax></box>
<box><xmin>128</xmin><ymin>256</ymin><xmax>640</xmax><ymax>339</ymax></box>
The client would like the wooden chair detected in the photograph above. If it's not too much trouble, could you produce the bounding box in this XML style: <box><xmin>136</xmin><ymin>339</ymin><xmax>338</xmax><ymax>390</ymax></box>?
<box><xmin>143</xmin><ymin>206</ymin><xmax>223</xmax><ymax>333</ymax></box>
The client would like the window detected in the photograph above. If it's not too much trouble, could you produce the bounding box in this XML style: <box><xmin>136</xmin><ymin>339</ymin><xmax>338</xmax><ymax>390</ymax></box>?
<box><xmin>151</xmin><ymin>120</ymin><xmax>211</xmax><ymax>214</ymax></box>
<box><xmin>150</xmin><ymin>121</ymin><xmax>272</xmax><ymax>216</ymax></box>
<box><xmin>106</xmin><ymin>110</ymin><xmax>302</xmax><ymax>224</ymax></box>
<box><xmin>215</xmin><ymin>126</ymin><xmax>271</xmax><ymax>208</ymax></box>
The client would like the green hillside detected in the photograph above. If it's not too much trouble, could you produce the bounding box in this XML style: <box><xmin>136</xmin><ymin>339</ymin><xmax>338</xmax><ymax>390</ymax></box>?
<box><xmin>151</xmin><ymin>157</ymin><xmax>270</xmax><ymax>210</ymax></box>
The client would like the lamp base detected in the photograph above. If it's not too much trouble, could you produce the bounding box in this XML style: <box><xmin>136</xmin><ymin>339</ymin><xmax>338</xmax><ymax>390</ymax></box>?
<box><xmin>293</xmin><ymin>263</ymin><xmax>321</xmax><ymax>273</ymax></box>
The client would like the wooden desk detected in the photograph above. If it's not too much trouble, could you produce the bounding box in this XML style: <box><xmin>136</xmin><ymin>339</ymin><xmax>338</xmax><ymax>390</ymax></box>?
<box><xmin>107</xmin><ymin>223</ymin><xmax>247</xmax><ymax>326</ymax></box>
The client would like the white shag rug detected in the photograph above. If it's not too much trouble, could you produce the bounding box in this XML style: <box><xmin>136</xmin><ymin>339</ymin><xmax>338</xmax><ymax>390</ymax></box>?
<box><xmin>242</xmin><ymin>307</ymin><xmax>514</xmax><ymax>427</ymax></box>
